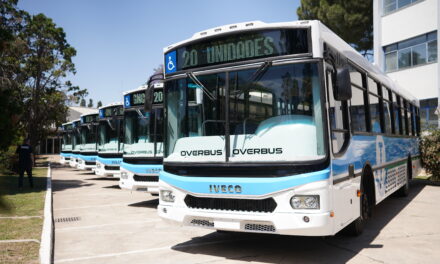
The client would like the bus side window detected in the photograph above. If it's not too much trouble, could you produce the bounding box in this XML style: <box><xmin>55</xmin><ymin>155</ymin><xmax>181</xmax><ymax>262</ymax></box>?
<box><xmin>326</xmin><ymin>70</ymin><xmax>349</xmax><ymax>154</ymax></box>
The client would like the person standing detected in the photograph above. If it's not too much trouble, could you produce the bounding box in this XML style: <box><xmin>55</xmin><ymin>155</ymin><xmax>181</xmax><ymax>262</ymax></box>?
<box><xmin>16</xmin><ymin>138</ymin><xmax>34</xmax><ymax>188</ymax></box>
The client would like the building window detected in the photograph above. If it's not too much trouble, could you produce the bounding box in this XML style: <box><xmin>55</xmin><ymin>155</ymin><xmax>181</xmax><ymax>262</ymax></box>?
<box><xmin>384</xmin><ymin>31</ymin><xmax>438</xmax><ymax>72</ymax></box>
<box><xmin>383</xmin><ymin>0</ymin><xmax>422</xmax><ymax>15</ymax></box>
<box><xmin>420</xmin><ymin>98</ymin><xmax>439</xmax><ymax>130</ymax></box>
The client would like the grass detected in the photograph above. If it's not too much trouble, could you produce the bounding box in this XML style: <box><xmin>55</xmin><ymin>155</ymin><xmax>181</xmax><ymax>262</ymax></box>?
<box><xmin>0</xmin><ymin>242</ymin><xmax>40</xmax><ymax>264</ymax></box>
<box><xmin>0</xmin><ymin>167</ymin><xmax>47</xmax><ymax>216</ymax></box>
<box><xmin>0</xmin><ymin>166</ymin><xmax>47</xmax><ymax>264</ymax></box>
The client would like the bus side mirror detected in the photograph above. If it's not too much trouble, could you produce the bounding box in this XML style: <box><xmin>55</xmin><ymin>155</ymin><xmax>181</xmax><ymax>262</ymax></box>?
<box><xmin>334</xmin><ymin>67</ymin><xmax>352</xmax><ymax>101</ymax></box>
<box><xmin>144</xmin><ymin>86</ymin><xmax>154</xmax><ymax>112</ymax></box>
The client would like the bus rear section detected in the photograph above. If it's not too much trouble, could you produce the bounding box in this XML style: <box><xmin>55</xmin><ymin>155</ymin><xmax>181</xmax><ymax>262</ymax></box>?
<box><xmin>158</xmin><ymin>20</ymin><xmax>422</xmax><ymax>236</ymax></box>
<box><xmin>120</xmin><ymin>76</ymin><xmax>164</xmax><ymax>194</ymax></box>
<box><xmin>95</xmin><ymin>103</ymin><xmax>124</xmax><ymax>178</ymax></box>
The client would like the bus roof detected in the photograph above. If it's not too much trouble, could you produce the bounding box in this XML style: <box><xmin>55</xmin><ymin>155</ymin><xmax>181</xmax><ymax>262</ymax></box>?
<box><xmin>62</xmin><ymin>121</ymin><xmax>72</xmax><ymax>126</ymax></box>
<box><xmin>80</xmin><ymin>111</ymin><xmax>98</xmax><ymax>118</ymax></box>
<box><xmin>122</xmin><ymin>84</ymin><xmax>148</xmax><ymax>96</ymax></box>
<box><xmin>98</xmin><ymin>102</ymin><xmax>123</xmax><ymax>110</ymax></box>
<box><xmin>163</xmin><ymin>20</ymin><xmax>418</xmax><ymax>106</ymax></box>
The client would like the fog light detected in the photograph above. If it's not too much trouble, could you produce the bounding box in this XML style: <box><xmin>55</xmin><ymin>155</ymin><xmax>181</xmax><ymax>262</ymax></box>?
<box><xmin>303</xmin><ymin>216</ymin><xmax>310</xmax><ymax>223</ymax></box>
<box><xmin>121</xmin><ymin>172</ymin><xmax>128</xmax><ymax>179</ymax></box>
<box><xmin>96</xmin><ymin>163</ymin><xmax>101</xmax><ymax>168</ymax></box>
<box><xmin>290</xmin><ymin>195</ymin><xmax>320</xmax><ymax>209</ymax></box>
<box><xmin>160</xmin><ymin>190</ymin><xmax>175</xmax><ymax>203</ymax></box>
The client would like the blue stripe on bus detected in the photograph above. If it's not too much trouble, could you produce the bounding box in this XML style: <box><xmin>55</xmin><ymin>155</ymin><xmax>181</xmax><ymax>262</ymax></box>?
<box><xmin>332</xmin><ymin>135</ymin><xmax>419</xmax><ymax>176</ymax></box>
<box><xmin>60</xmin><ymin>152</ymin><xmax>71</xmax><ymax>158</ymax></box>
<box><xmin>160</xmin><ymin>168</ymin><xmax>330</xmax><ymax>196</ymax></box>
<box><xmin>78</xmin><ymin>155</ymin><xmax>97</xmax><ymax>162</ymax></box>
<box><xmin>96</xmin><ymin>156</ymin><xmax>122</xmax><ymax>165</ymax></box>
<box><xmin>120</xmin><ymin>162</ymin><xmax>163</xmax><ymax>174</ymax></box>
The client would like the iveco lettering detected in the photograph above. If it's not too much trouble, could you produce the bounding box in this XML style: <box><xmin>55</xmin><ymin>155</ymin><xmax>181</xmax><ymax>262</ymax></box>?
<box><xmin>158</xmin><ymin>20</ymin><xmax>422</xmax><ymax>236</ymax></box>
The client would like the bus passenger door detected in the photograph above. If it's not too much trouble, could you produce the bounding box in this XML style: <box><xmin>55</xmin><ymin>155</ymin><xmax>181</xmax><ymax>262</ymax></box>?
<box><xmin>325</xmin><ymin>67</ymin><xmax>357</xmax><ymax>232</ymax></box>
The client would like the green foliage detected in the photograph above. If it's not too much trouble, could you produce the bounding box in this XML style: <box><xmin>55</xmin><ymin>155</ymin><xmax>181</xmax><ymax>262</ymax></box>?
<box><xmin>88</xmin><ymin>98</ymin><xmax>93</xmax><ymax>107</ymax></box>
<box><xmin>420</xmin><ymin>129</ymin><xmax>440</xmax><ymax>181</ymax></box>
<box><xmin>80</xmin><ymin>98</ymin><xmax>86</xmax><ymax>107</ymax></box>
<box><xmin>297</xmin><ymin>0</ymin><xmax>373</xmax><ymax>56</ymax></box>
<box><xmin>0</xmin><ymin>1</ymin><xmax>88</xmax><ymax>163</ymax></box>
<box><xmin>97</xmin><ymin>100</ymin><xmax>102</xmax><ymax>108</ymax></box>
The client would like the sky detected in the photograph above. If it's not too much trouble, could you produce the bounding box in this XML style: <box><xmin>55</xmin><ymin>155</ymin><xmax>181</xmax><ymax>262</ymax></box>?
<box><xmin>18</xmin><ymin>0</ymin><xmax>300</xmax><ymax>106</ymax></box>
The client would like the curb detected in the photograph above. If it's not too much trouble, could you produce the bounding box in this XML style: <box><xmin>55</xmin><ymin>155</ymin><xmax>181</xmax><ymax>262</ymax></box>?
<box><xmin>39</xmin><ymin>162</ymin><xmax>54</xmax><ymax>264</ymax></box>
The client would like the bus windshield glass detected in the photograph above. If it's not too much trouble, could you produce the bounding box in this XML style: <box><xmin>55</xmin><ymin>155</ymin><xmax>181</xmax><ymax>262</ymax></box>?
<box><xmin>123</xmin><ymin>108</ymin><xmax>163</xmax><ymax>157</ymax></box>
<box><xmin>98</xmin><ymin>120</ymin><xmax>122</xmax><ymax>153</ymax></box>
<box><xmin>165</xmin><ymin>62</ymin><xmax>325</xmax><ymax>163</ymax></box>
<box><xmin>73</xmin><ymin>129</ymin><xmax>80</xmax><ymax>151</ymax></box>
<box><xmin>80</xmin><ymin>125</ymin><xmax>97</xmax><ymax>145</ymax></box>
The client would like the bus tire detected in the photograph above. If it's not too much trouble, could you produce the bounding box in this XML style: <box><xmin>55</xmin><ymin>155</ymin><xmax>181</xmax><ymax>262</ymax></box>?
<box><xmin>346</xmin><ymin>171</ymin><xmax>373</xmax><ymax>236</ymax></box>
<box><xmin>398</xmin><ymin>157</ymin><xmax>412</xmax><ymax>197</ymax></box>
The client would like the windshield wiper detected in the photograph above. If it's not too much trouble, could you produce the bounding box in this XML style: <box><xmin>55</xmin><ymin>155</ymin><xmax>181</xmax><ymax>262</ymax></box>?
<box><xmin>106</xmin><ymin>119</ymin><xmax>115</xmax><ymax>130</ymax></box>
<box><xmin>231</xmin><ymin>61</ymin><xmax>272</xmax><ymax>97</ymax></box>
<box><xmin>187</xmin><ymin>72</ymin><xmax>216</xmax><ymax>101</ymax></box>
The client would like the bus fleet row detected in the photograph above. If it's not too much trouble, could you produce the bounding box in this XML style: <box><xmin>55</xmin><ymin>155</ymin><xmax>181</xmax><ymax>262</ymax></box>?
<box><xmin>60</xmin><ymin>20</ymin><xmax>422</xmax><ymax>237</ymax></box>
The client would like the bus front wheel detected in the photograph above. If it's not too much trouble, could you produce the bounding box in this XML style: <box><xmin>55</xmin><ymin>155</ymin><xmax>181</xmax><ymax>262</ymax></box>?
<box><xmin>346</xmin><ymin>177</ymin><xmax>372</xmax><ymax>236</ymax></box>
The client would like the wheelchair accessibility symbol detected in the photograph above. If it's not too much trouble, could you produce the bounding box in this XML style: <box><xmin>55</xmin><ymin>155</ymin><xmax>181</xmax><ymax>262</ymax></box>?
<box><xmin>165</xmin><ymin>51</ymin><xmax>177</xmax><ymax>73</ymax></box>
<box><xmin>124</xmin><ymin>95</ymin><xmax>131</xmax><ymax>107</ymax></box>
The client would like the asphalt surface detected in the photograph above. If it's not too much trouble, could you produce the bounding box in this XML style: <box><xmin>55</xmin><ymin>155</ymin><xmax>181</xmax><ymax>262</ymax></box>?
<box><xmin>51</xmin><ymin>163</ymin><xmax>440</xmax><ymax>264</ymax></box>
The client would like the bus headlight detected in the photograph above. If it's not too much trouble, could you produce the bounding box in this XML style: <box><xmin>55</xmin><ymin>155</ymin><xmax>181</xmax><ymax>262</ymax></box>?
<box><xmin>160</xmin><ymin>190</ymin><xmax>175</xmax><ymax>203</ymax></box>
<box><xmin>290</xmin><ymin>195</ymin><xmax>320</xmax><ymax>209</ymax></box>
<box><xmin>120</xmin><ymin>172</ymin><xmax>128</xmax><ymax>179</ymax></box>
<box><xmin>96</xmin><ymin>163</ymin><xmax>101</xmax><ymax>168</ymax></box>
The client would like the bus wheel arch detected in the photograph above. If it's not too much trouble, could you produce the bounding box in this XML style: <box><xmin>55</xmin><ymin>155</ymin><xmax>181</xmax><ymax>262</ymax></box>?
<box><xmin>344</xmin><ymin>163</ymin><xmax>375</xmax><ymax>236</ymax></box>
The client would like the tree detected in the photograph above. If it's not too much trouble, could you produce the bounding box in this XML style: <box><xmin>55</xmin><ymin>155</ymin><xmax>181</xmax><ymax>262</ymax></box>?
<box><xmin>0</xmin><ymin>0</ymin><xmax>28</xmax><ymax>150</ymax></box>
<box><xmin>80</xmin><ymin>98</ymin><xmax>86</xmax><ymax>107</ymax></box>
<box><xmin>87</xmin><ymin>98</ymin><xmax>93</xmax><ymax>108</ymax></box>
<box><xmin>97</xmin><ymin>101</ymin><xmax>102</xmax><ymax>108</ymax></box>
<box><xmin>297</xmin><ymin>0</ymin><xmax>373</xmax><ymax>57</ymax></box>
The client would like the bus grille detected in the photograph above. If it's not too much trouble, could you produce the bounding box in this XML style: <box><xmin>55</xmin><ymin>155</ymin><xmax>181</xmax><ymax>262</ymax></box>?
<box><xmin>244</xmin><ymin>223</ymin><xmax>276</xmax><ymax>232</ymax></box>
<box><xmin>85</xmin><ymin>161</ymin><xmax>95</xmax><ymax>166</ymax></box>
<box><xmin>184</xmin><ymin>195</ymin><xmax>277</xmax><ymax>213</ymax></box>
<box><xmin>104</xmin><ymin>165</ymin><xmax>119</xmax><ymax>171</ymax></box>
<box><xmin>189</xmin><ymin>219</ymin><xmax>214</xmax><ymax>227</ymax></box>
<box><xmin>133</xmin><ymin>175</ymin><xmax>159</xmax><ymax>182</ymax></box>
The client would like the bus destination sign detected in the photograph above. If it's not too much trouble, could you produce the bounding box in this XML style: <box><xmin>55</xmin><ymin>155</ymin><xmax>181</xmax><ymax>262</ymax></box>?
<box><xmin>165</xmin><ymin>28</ymin><xmax>309</xmax><ymax>73</ymax></box>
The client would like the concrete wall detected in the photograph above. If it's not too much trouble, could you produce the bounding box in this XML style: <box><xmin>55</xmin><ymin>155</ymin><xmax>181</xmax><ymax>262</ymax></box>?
<box><xmin>387</xmin><ymin>62</ymin><xmax>438</xmax><ymax>99</ymax></box>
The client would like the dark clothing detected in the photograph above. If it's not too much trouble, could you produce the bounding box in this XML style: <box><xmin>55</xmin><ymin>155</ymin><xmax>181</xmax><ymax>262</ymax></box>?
<box><xmin>16</xmin><ymin>144</ymin><xmax>33</xmax><ymax>167</ymax></box>
<box><xmin>19</xmin><ymin>166</ymin><xmax>33</xmax><ymax>188</ymax></box>
<box><xmin>16</xmin><ymin>144</ymin><xmax>33</xmax><ymax>188</ymax></box>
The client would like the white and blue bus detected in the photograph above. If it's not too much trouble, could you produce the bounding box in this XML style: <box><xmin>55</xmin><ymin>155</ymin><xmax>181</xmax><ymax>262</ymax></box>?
<box><xmin>60</xmin><ymin>122</ymin><xmax>73</xmax><ymax>165</ymax></box>
<box><xmin>95</xmin><ymin>103</ymin><xmax>124</xmax><ymax>177</ymax></box>
<box><xmin>119</xmin><ymin>74</ymin><xmax>165</xmax><ymax>194</ymax></box>
<box><xmin>69</xmin><ymin>119</ymin><xmax>81</xmax><ymax>168</ymax></box>
<box><xmin>158</xmin><ymin>20</ymin><xmax>422</xmax><ymax>236</ymax></box>
<box><xmin>77</xmin><ymin>112</ymin><xmax>99</xmax><ymax>170</ymax></box>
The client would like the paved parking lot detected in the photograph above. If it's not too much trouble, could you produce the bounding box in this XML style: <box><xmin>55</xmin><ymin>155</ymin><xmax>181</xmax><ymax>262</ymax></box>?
<box><xmin>52</xmin><ymin>164</ymin><xmax>440</xmax><ymax>264</ymax></box>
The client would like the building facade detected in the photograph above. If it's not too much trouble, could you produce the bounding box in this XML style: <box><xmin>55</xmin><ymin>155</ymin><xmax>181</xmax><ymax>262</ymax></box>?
<box><xmin>373</xmin><ymin>0</ymin><xmax>439</xmax><ymax>129</ymax></box>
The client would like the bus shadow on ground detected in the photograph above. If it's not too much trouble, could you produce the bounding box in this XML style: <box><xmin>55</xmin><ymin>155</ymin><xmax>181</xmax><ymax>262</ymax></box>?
<box><xmin>102</xmin><ymin>184</ymin><xmax>120</xmax><ymax>189</ymax></box>
<box><xmin>86</xmin><ymin>177</ymin><xmax>119</xmax><ymax>181</ymax></box>
<box><xmin>172</xmin><ymin>180</ymin><xmax>427</xmax><ymax>264</ymax></box>
<box><xmin>127</xmin><ymin>198</ymin><xmax>159</xmax><ymax>209</ymax></box>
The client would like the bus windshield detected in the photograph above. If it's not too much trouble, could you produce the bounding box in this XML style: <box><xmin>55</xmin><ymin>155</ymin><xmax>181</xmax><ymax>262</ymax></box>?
<box><xmin>80</xmin><ymin>125</ymin><xmax>97</xmax><ymax>145</ymax></box>
<box><xmin>98</xmin><ymin>120</ymin><xmax>122</xmax><ymax>153</ymax></box>
<box><xmin>123</xmin><ymin>108</ymin><xmax>163</xmax><ymax>157</ymax></box>
<box><xmin>72</xmin><ymin>129</ymin><xmax>81</xmax><ymax>151</ymax></box>
<box><xmin>165</xmin><ymin>62</ymin><xmax>325</xmax><ymax>163</ymax></box>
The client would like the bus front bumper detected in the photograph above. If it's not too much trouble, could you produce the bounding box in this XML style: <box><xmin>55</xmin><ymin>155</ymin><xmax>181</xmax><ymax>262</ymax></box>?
<box><xmin>95</xmin><ymin>161</ymin><xmax>120</xmax><ymax>178</ymax></box>
<box><xmin>119</xmin><ymin>165</ymin><xmax>160</xmax><ymax>194</ymax></box>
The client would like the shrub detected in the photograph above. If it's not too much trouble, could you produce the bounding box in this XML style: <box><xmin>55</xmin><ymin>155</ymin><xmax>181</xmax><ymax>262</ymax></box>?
<box><xmin>420</xmin><ymin>129</ymin><xmax>440</xmax><ymax>181</ymax></box>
